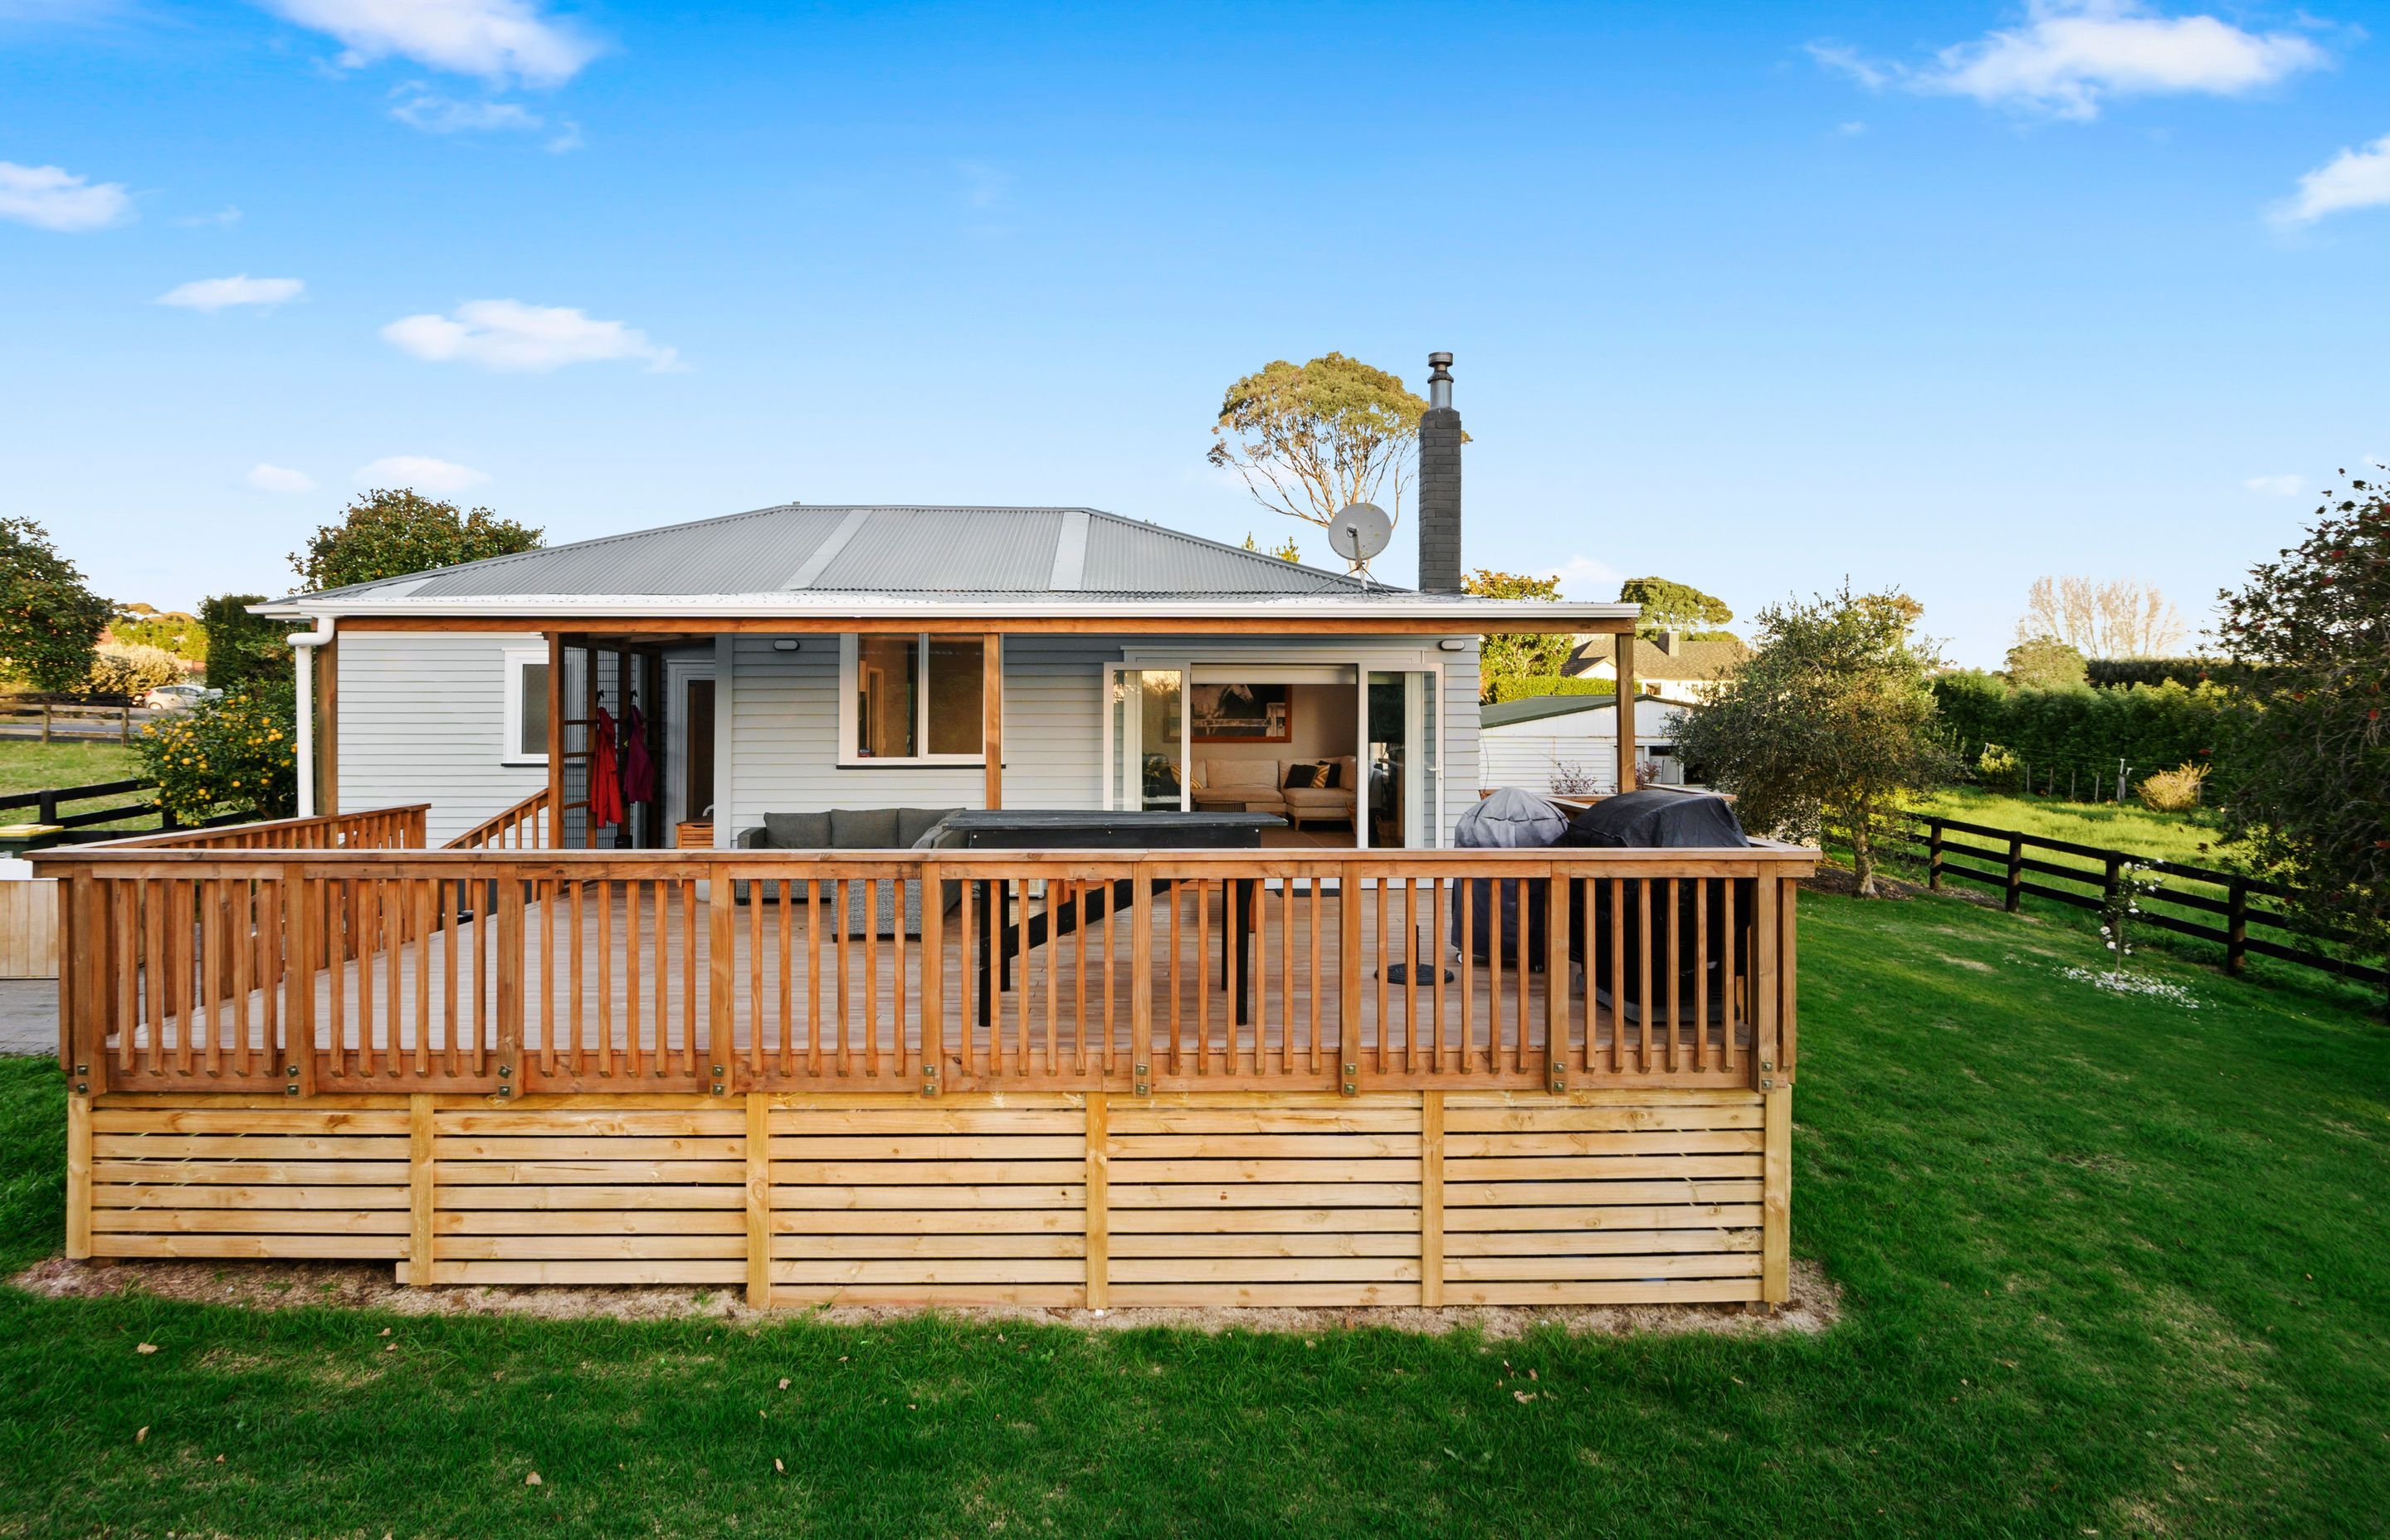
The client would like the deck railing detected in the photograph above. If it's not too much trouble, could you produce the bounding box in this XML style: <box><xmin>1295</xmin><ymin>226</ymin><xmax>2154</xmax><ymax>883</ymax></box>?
<box><xmin>41</xmin><ymin>831</ymin><xmax>1812</xmax><ymax>1099</ymax></box>
<box><xmin>91</xmin><ymin>805</ymin><xmax>428</xmax><ymax>853</ymax></box>
<box><xmin>444</xmin><ymin>789</ymin><xmax>550</xmax><ymax>851</ymax></box>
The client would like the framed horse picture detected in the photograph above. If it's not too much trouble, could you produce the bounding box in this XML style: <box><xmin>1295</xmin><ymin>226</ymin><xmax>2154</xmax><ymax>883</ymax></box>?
<box><xmin>1192</xmin><ymin>682</ymin><xmax>1293</xmax><ymax>743</ymax></box>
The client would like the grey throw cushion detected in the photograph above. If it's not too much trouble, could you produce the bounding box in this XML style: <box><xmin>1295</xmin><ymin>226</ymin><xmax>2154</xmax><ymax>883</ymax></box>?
<box><xmin>828</xmin><ymin>807</ymin><xmax>903</xmax><ymax>849</ymax></box>
<box><xmin>763</xmin><ymin>811</ymin><xmax>830</xmax><ymax>850</ymax></box>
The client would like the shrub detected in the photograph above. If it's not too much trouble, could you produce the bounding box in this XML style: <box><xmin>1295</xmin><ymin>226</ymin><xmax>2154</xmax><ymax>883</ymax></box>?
<box><xmin>138</xmin><ymin>679</ymin><xmax>299</xmax><ymax>823</ymax></box>
<box><xmin>1975</xmin><ymin>742</ymin><xmax>2021</xmax><ymax>792</ymax></box>
<box><xmin>1486</xmin><ymin>675</ymin><xmax>1617</xmax><ymax>704</ymax></box>
<box><xmin>2137</xmin><ymin>762</ymin><xmax>2209</xmax><ymax>814</ymax></box>
<box><xmin>86</xmin><ymin>643</ymin><xmax>186</xmax><ymax>697</ymax></box>
<box><xmin>199</xmin><ymin>594</ymin><xmax>289</xmax><ymax>692</ymax></box>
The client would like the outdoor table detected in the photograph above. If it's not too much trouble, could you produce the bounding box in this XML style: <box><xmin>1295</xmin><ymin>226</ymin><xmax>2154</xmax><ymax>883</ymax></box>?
<box><xmin>914</xmin><ymin>810</ymin><xmax>1285</xmax><ymax>1027</ymax></box>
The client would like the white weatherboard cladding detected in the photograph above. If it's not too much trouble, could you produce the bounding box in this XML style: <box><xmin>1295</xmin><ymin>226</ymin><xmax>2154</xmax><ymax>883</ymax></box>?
<box><xmin>1479</xmin><ymin>697</ymin><xmax>1689</xmax><ymax>797</ymax></box>
<box><xmin>719</xmin><ymin>632</ymin><xmax>1480</xmax><ymax>844</ymax></box>
<box><xmin>721</xmin><ymin>635</ymin><xmax>1112</xmax><ymax>836</ymax></box>
<box><xmin>334</xmin><ymin>630</ymin><xmax>546</xmax><ymax>846</ymax></box>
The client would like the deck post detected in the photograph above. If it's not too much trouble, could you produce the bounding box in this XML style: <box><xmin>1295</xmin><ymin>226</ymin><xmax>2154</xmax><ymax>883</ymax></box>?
<box><xmin>919</xmin><ymin>862</ymin><xmax>944</xmax><ymax>1094</ymax></box>
<box><xmin>407</xmin><ymin>1093</ymin><xmax>435</xmax><ymax>1285</ymax></box>
<box><xmin>1545</xmin><ymin>873</ymin><xmax>1570</xmax><ymax>1092</ymax></box>
<box><xmin>983</xmin><ymin>633</ymin><xmax>1003</xmax><ymax>811</ymax></box>
<box><xmin>65</xmin><ymin>1091</ymin><xmax>90</xmax><ymax>1260</ymax></box>
<box><xmin>1419</xmin><ymin>1089</ymin><xmax>1444</xmax><ymax>1307</ymax></box>
<box><xmin>495</xmin><ymin>879</ymin><xmax>524</xmax><ymax>1097</ymax></box>
<box><xmin>1615</xmin><ymin>635</ymin><xmax>1637</xmax><ymax>792</ymax></box>
<box><xmin>1339</xmin><ymin>865</ymin><xmax>1363</xmax><ymax>1096</ymax></box>
<box><xmin>1761</xmin><ymin>1079</ymin><xmax>1791</xmax><ymax>1305</ymax></box>
<box><xmin>544</xmin><ymin>632</ymin><xmax>564</xmax><ymax>850</ymax></box>
<box><xmin>286</xmin><ymin>868</ymin><xmax>318</xmax><ymax>1097</ymax></box>
<box><xmin>710</xmin><ymin>889</ymin><xmax>734</xmax><ymax>1093</ymax></box>
<box><xmin>1085</xmin><ymin>1090</ymin><xmax>1109</xmax><ymax>1309</ymax></box>
<box><xmin>746</xmin><ymin>1092</ymin><xmax>772</xmax><ymax>1309</ymax></box>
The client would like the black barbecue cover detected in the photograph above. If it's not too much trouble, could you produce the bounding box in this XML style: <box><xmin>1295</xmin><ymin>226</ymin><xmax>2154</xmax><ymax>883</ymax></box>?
<box><xmin>1557</xmin><ymin>790</ymin><xmax>1749</xmax><ymax>850</ymax></box>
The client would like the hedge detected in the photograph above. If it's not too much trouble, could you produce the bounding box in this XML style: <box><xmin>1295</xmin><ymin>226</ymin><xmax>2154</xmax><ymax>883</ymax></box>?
<box><xmin>1930</xmin><ymin>670</ymin><xmax>2247</xmax><ymax>790</ymax></box>
<box><xmin>1485</xmin><ymin>675</ymin><xmax>1618</xmax><ymax>704</ymax></box>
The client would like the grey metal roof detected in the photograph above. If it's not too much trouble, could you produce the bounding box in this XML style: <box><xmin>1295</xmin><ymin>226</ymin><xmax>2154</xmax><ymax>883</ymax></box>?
<box><xmin>299</xmin><ymin>504</ymin><xmax>1377</xmax><ymax>603</ymax></box>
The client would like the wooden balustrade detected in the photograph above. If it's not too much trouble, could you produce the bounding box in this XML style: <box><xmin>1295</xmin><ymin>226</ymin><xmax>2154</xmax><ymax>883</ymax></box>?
<box><xmin>41</xmin><ymin>839</ymin><xmax>1812</xmax><ymax>1099</ymax></box>
<box><xmin>94</xmin><ymin>805</ymin><xmax>428</xmax><ymax>853</ymax></box>
<box><xmin>444</xmin><ymin>790</ymin><xmax>551</xmax><ymax>851</ymax></box>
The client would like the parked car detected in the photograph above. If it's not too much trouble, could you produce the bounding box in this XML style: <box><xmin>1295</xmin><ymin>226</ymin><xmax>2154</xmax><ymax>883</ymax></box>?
<box><xmin>143</xmin><ymin>683</ymin><xmax>222</xmax><ymax>710</ymax></box>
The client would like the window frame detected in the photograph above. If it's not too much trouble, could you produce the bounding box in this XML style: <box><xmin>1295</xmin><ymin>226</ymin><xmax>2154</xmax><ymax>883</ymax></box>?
<box><xmin>835</xmin><ymin>633</ymin><xmax>987</xmax><ymax>768</ymax></box>
<box><xmin>500</xmin><ymin>646</ymin><xmax>551</xmax><ymax>767</ymax></box>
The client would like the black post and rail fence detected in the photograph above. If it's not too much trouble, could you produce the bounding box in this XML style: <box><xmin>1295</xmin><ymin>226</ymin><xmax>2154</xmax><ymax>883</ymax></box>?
<box><xmin>1905</xmin><ymin>811</ymin><xmax>2388</xmax><ymax>1006</ymax></box>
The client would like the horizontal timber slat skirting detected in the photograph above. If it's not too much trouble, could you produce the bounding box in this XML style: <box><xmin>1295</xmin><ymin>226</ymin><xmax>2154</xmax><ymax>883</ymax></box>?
<box><xmin>76</xmin><ymin>1086</ymin><xmax>1790</xmax><ymax>1309</ymax></box>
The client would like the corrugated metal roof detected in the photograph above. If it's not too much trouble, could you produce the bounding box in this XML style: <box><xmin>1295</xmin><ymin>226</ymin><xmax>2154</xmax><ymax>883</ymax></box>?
<box><xmin>303</xmin><ymin>504</ymin><xmax>1375</xmax><ymax>602</ymax></box>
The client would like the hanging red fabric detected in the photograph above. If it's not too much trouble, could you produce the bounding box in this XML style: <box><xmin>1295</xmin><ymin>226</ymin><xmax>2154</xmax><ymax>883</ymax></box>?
<box><xmin>622</xmin><ymin>702</ymin><xmax>656</xmax><ymax>807</ymax></box>
<box><xmin>589</xmin><ymin>704</ymin><xmax>627</xmax><ymax>829</ymax></box>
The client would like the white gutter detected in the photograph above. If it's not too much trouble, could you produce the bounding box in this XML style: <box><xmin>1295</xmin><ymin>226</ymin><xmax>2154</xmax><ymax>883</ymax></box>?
<box><xmin>251</xmin><ymin>596</ymin><xmax>1642</xmax><ymax>623</ymax></box>
<box><xmin>287</xmin><ymin>615</ymin><xmax>335</xmax><ymax>818</ymax></box>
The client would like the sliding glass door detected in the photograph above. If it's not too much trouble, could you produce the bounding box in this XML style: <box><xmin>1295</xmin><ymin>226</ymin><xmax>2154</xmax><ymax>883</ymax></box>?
<box><xmin>1104</xmin><ymin>665</ymin><xmax>1187</xmax><ymax>811</ymax></box>
<box><xmin>1363</xmin><ymin>668</ymin><xmax>1441</xmax><ymax>849</ymax></box>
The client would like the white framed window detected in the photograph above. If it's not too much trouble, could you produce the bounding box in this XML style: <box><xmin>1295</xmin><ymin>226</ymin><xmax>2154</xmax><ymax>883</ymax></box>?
<box><xmin>836</xmin><ymin>634</ymin><xmax>984</xmax><ymax>765</ymax></box>
<box><xmin>501</xmin><ymin>647</ymin><xmax>550</xmax><ymax>765</ymax></box>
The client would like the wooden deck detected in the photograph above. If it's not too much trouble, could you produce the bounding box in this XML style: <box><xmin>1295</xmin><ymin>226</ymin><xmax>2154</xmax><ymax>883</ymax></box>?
<box><xmin>45</xmin><ymin>820</ymin><xmax>1810</xmax><ymax>1309</ymax></box>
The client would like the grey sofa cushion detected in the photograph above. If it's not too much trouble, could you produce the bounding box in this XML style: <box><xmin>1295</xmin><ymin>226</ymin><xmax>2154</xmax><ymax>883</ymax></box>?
<box><xmin>763</xmin><ymin>810</ymin><xmax>830</xmax><ymax>850</ymax></box>
<box><xmin>895</xmin><ymin>807</ymin><xmax>950</xmax><ymax>847</ymax></box>
<box><xmin>828</xmin><ymin>807</ymin><xmax>902</xmax><ymax>849</ymax></box>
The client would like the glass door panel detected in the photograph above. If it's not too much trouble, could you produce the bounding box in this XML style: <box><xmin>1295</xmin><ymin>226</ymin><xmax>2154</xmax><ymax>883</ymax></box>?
<box><xmin>1366</xmin><ymin>669</ymin><xmax>1442</xmax><ymax>849</ymax></box>
<box><xmin>1105</xmin><ymin>665</ymin><xmax>1185</xmax><ymax>811</ymax></box>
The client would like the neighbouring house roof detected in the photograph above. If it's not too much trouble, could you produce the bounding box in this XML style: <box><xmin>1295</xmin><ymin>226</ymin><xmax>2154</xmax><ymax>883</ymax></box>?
<box><xmin>1480</xmin><ymin>693</ymin><xmax>1700</xmax><ymax>730</ymax></box>
<box><xmin>256</xmin><ymin>504</ymin><xmax>1641</xmax><ymax>627</ymax></box>
<box><xmin>1563</xmin><ymin>633</ymin><xmax>1749</xmax><ymax>680</ymax></box>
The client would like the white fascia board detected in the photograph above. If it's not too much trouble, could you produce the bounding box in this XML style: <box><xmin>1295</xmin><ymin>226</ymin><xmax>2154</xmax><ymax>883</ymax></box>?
<box><xmin>256</xmin><ymin>593</ymin><xmax>1641</xmax><ymax>625</ymax></box>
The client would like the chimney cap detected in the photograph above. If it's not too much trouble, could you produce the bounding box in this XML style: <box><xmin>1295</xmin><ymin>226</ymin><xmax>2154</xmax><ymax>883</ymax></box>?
<box><xmin>1427</xmin><ymin>351</ymin><xmax>1453</xmax><ymax>373</ymax></box>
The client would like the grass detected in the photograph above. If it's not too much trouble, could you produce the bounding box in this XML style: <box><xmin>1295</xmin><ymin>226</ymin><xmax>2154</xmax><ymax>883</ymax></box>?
<box><xmin>1</xmin><ymin>885</ymin><xmax>2386</xmax><ymax>1537</ymax></box>
<box><xmin>0</xmin><ymin>739</ymin><xmax>157</xmax><ymax>834</ymax></box>
<box><xmin>1911</xmin><ymin>786</ymin><xmax>2231</xmax><ymax>868</ymax></box>
<box><xmin>1875</xmin><ymin>789</ymin><xmax>2387</xmax><ymax>1016</ymax></box>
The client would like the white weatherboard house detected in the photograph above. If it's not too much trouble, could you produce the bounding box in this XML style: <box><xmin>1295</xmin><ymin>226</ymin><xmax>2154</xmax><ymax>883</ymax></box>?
<box><xmin>257</xmin><ymin>363</ymin><xmax>1645</xmax><ymax>851</ymax></box>
<box><xmin>1480</xmin><ymin>694</ymin><xmax>1695</xmax><ymax>797</ymax></box>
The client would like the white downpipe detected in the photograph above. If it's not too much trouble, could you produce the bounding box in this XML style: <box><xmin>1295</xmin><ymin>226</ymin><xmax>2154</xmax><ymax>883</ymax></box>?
<box><xmin>287</xmin><ymin>615</ymin><xmax>335</xmax><ymax>818</ymax></box>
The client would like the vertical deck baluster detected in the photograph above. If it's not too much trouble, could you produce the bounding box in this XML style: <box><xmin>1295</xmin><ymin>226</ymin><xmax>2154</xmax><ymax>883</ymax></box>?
<box><xmin>1073</xmin><ymin>880</ymin><xmax>1090</xmax><ymax>1078</ymax></box>
<box><xmin>954</xmin><ymin>878</ymin><xmax>971</xmax><ymax>1079</ymax></box>
<box><xmin>1012</xmin><ymin>880</ymin><xmax>1030</xmax><ymax>1080</ymax></box>
<box><xmin>1307</xmin><ymin>876</ymin><xmax>1322</xmax><ymax>1077</ymax></box>
<box><xmin>864</xmin><ymin>879</ymin><xmax>881</xmax><ymax>1079</ymax></box>
<box><xmin>596</xmin><ymin>875</ymin><xmax>615</xmax><ymax>1077</ymax></box>
<box><xmin>808</xmin><ymin>879</ymin><xmax>825</xmax><ymax>1076</ymax></box>
<box><xmin>1636</xmin><ymin>880</ymin><xmax>1654</xmax><ymax>1075</ymax></box>
<box><xmin>232</xmin><ymin>880</ymin><xmax>254</xmax><ymax>1076</ymax></box>
<box><xmin>1431</xmin><ymin>879</ymin><xmax>1446</xmax><ymax>1075</ymax></box>
<box><xmin>1483</xmin><ymin>881</ymin><xmax>1500</xmax><ymax>1078</ymax></box>
<box><xmin>198</xmin><ymin>879</ymin><xmax>222</xmax><ymax>1076</ymax></box>
<box><xmin>1607</xmin><ymin>878</ymin><xmax>1626</xmax><ymax>1075</ymax></box>
<box><xmin>622</xmin><ymin>880</ymin><xmax>643</xmax><ymax>1079</ymax></box>
<box><xmin>748</xmin><ymin>877</ymin><xmax>764</xmax><ymax>1076</ymax></box>
<box><xmin>441</xmin><ymin>880</ymin><xmax>459</xmax><ymax>1078</ymax></box>
<box><xmin>1373</xmin><ymin>875</ymin><xmax>1389</xmax><ymax>1075</ymax></box>
<box><xmin>1666</xmin><ymin>877</ymin><xmax>1682</xmax><ymax>1074</ymax></box>
<box><xmin>1720</xmin><ymin>879</ymin><xmax>1739</xmax><ymax>1075</ymax></box>
<box><xmin>1166</xmin><ymin>880</ymin><xmax>1182</xmax><ymax>1077</ymax></box>
<box><xmin>649</xmin><ymin>880</ymin><xmax>668</xmax><ymax>1078</ymax></box>
<box><xmin>777</xmin><ymin>879</ymin><xmax>794</xmax><ymax>1076</ymax></box>
<box><xmin>893</xmin><ymin>875</ymin><xmax>909</xmax><ymax>1079</ymax></box>
<box><xmin>564</xmin><ymin>880</ymin><xmax>583</xmax><ymax>1078</ymax></box>
<box><xmin>1456</xmin><ymin>880</ymin><xmax>1475</xmax><ymax>1074</ymax></box>
<box><xmin>354</xmin><ymin>880</ymin><xmax>378</xmax><ymax>1078</ymax></box>
<box><xmin>1694</xmin><ymin>877</ymin><xmax>1710</xmax><ymax>1073</ymax></box>
<box><xmin>1194</xmin><ymin>877</ymin><xmax>1210</xmax><ymax>1077</ymax></box>
<box><xmin>143</xmin><ymin>880</ymin><xmax>163</xmax><ymax>1074</ymax></box>
<box><xmin>112</xmin><ymin>882</ymin><xmax>136</xmax><ymax>1073</ymax></box>
<box><xmin>1277</xmin><ymin>879</ymin><xmax>1293</xmax><ymax>1077</ymax></box>
<box><xmin>676</xmin><ymin>878</ymin><xmax>696</xmax><ymax>1076</ymax></box>
<box><xmin>834</xmin><ymin>880</ymin><xmax>852</xmax><ymax>1079</ymax></box>
<box><xmin>1512</xmin><ymin>881</ymin><xmax>1529</xmax><ymax>1076</ymax></box>
<box><xmin>1403</xmin><ymin>878</ymin><xmax>1418</xmax><ymax>1075</ymax></box>
<box><xmin>1582</xmin><ymin>875</ymin><xmax>1598</xmax><ymax>1077</ymax></box>
<box><xmin>1099</xmin><ymin>876</ymin><xmax>1115</xmax><ymax>1077</ymax></box>
<box><xmin>324</xmin><ymin>881</ymin><xmax>346</xmax><ymax>1078</ymax></box>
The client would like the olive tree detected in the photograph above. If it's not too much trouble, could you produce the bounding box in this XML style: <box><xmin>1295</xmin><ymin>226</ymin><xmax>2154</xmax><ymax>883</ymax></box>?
<box><xmin>1675</xmin><ymin>583</ymin><xmax>1953</xmax><ymax>895</ymax></box>
<box><xmin>2217</xmin><ymin>469</ymin><xmax>2390</xmax><ymax>964</ymax></box>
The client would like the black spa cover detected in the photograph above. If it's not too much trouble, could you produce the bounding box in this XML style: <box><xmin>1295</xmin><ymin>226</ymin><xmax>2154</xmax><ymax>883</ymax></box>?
<box><xmin>1556</xmin><ymin>789</ymin><xmax>1749</xmax><ymax>850</ymax></box>
<box><xmin>1560</xmin><ymin>792</ymin><xmax>1753</xmax><ymax>1021</ymax></box>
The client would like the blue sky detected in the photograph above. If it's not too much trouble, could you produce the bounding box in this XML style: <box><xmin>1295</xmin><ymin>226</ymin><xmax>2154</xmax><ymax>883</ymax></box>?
<box><xmin>3</xmin><ymin>1</ymin><xmax>2386</xmax><ymax>665</ymax></box>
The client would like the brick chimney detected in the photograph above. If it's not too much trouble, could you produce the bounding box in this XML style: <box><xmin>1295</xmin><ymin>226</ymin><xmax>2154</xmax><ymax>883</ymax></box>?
<box><xmin>1417</xmin><ymin>351</ymin><xmax>1462</xmax><ymax>594</ymax></box>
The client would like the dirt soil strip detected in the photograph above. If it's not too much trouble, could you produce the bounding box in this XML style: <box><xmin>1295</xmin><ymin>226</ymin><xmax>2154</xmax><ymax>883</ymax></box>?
<box><xmin>13</xmin><ymin>1255</ymin><xmax>1841</xmax><ymax>1340</ymax></box>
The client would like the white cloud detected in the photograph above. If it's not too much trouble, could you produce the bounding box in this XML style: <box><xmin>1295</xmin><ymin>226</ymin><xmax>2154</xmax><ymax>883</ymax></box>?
<box><xmin>261</xmin><ymin>0</ymin><xmax>598</xmax><ymax>87</ymax></box>
<box><xmin>389</xmin><ymin>88</ymin><xmax>580</xmax><ymax>150</ymax></box>
<box><xmin>246</xmin><ymin>463</ymin><xmax>318</xmax><ymax>493</ymax></box>
<box><xmin>2278</xmin><ymin>133</ymin><xmax>2390</xmax><ymax>223</ymax></box>
<box><xmin>352</xmin><ymin>455</ymin><xmax>489</xmax><ymax>493</ymax></box>
<box><xmin>1554</xmin><ymin>554</ymin><xmax>1623</xmax><ymax>602</ymax></box>
<box><xmin>0</xmin><ymin>159</ymin><xmax>132</xmax><ymax>231</ymax></box>
<box><xmin>158</xmin><ymin>275</ymin><xmax>305</xmax><ymax>310</ymax></box>
<box><xmin>380</xmin><ymin>298</ymin><xmax>685</xmax><ymax>373</ymax></box>
<box><xmin>1813</xmin><ymin>2</ymin><xmax>2327</xmax><ymax>121</ymax></box>
<box><xmin>175</xmin><ymin>205</ymin><xmax>243</xmax><ymax>228</ymax></box>
<box><xmin>2243</xmin><ymin>473</ymin><xmax>2303</xmax><ymax>497</ymax></box>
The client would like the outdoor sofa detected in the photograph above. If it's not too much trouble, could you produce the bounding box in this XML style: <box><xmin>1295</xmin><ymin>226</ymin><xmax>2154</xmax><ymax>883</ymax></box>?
<box><xmin>733</xmin><ymin>807</ymin><xmax>963</xmax><ymax>936</ymax></box>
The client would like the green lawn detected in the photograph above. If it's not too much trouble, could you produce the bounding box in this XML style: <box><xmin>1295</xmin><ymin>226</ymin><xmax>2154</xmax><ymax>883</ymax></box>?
<box><xmin>0</xmin><ymin>739</ymin><xmax>157</xmax><ymax>834</ymax></box>
<box><xmin>1911</xmin><ymin>786</ymin><xmax>2231</xmax><ymax>868</ymax></box>
<box><xmin>1</xmin><ymin>884</ymin><xmax>2385</xmax><ymax>1538</ymax></box>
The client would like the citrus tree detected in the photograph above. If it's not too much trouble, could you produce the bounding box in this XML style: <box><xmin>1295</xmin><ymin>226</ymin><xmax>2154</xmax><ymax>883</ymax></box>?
<box><xmin>0</xmin><ymin>517</ymin><xmax>110</xmax><ymax>692</ymax></box>
<box><xmin>291</xmin><ymin>489</ymin><xmax>543</xmax><ymax>592</ymax></box>
<box><xmin>139</xmin><ymin>680</ymin><xmax>300</xmax><ymax>823</ymax></box>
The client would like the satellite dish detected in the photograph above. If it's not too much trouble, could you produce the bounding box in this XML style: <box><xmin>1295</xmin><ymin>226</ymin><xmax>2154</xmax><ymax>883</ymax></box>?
<box><xmin>1326</xmin><ymin>502</ymin><xmax>1393</xmax><ymax>573</ymax></box>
